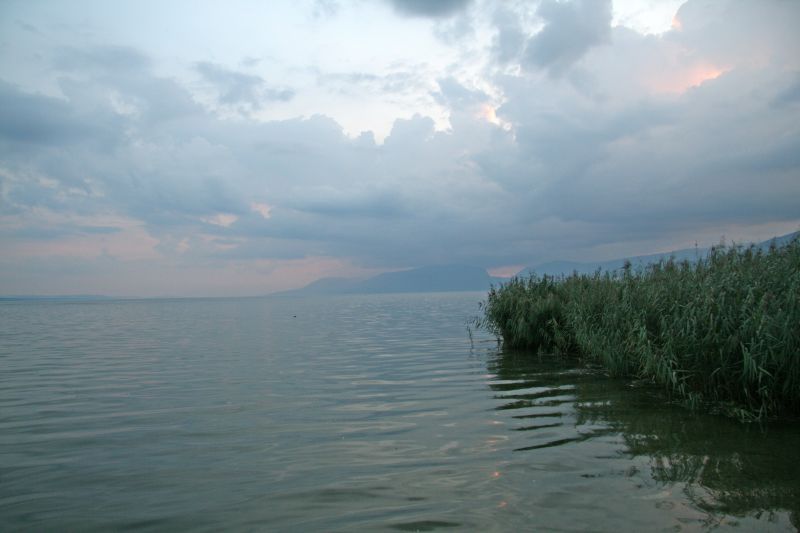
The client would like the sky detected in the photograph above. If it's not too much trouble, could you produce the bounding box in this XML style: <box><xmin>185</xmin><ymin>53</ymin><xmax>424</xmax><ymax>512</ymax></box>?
<box><xmin>1</xmin><ymin>0</ymin><xmax>799</xmax><ymax>297</ymax></box>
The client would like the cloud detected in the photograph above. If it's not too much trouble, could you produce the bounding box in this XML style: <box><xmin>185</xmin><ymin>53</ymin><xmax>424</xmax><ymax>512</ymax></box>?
<box><xmin>486</xmin><ymin>67</ymin><xmax>800</xmax><ymax>247</ymax></box>
<box><xmin>290</xmin><ymin>189</ymin><xmax>408</xmax><ymax>219</ymax></box>
<box><xmin>53</xmin><ymin>45</ymin><xmax>151</xmax><ymax>73</ymax></box>
<box><xmin>312</xmin><ymin>0</ymin><xmax>340</xmax><ymax>18</ymax></box>
<box><xmin>0</xmin><ymin>81</ymin><xmax>116</xmax><ymax>146</ymax></box>
<box><xmin>195</xmin><ymin>62</ymin><xmax>294</xmax><ymax>108</ymax></box>
<box><xmin>524</xmin><ymin>0</ymin><xmax>612</xmax><ymax>75</ymax></box>
<box><xmin>388</xmin><ymin>0</ymin><xmax>472</xmax><ymax>18</ymax></box>
<box><xmin>433</xmin><ymin>77</ymin><xmax>488</xmax><ymax>110</ymax></box>
<box><xmin>1</xmin><ymin>1</ymin><xmax>799</xmax><ymax>296</ymax></box>
<box><xmin>15</xmin><ymin>19</ymin><xmax>39</xmax><ymax>33</ymax></box>
<box><xmin>491</xmin><ymin>7</ymin><xmax>528</xmax><ymax>64</ymax></box>
<box><xmin>49</xmin><ymin>45</ymin><xmax>202</xmax><ymax>125</ymax></box>
<box><xmin>773</xmin><ymin>74</ymin><xmax>800</xmax><ymax>108</ymax></box>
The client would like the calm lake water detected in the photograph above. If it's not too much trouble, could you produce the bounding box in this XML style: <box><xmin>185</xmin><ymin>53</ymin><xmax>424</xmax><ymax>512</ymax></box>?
<box><xmin>1</xmin><ymin>293</ymin><xmax>798</xmax><ymax>531</ymax></box>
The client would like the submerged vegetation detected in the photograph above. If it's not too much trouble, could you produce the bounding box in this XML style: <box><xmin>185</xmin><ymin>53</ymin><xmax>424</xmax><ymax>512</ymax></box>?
<box><xmin>477</xmin><ymin>238</ymin><xmax>800</xmax><ymax>420</ymax></box>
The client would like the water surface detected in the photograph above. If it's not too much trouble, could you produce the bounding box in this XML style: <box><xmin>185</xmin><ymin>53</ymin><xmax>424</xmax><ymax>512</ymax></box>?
<box><xmin>1</xmin><ymin>293</ymin><xmax>797</xmax><ymax>531</ymax></box>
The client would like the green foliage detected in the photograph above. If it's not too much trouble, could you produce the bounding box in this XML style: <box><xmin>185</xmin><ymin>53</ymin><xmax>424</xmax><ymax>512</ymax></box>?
<box><xmin>479</xmin><ymin>238</ymin><xmax>800</xmax><ymax>419</ymax></box>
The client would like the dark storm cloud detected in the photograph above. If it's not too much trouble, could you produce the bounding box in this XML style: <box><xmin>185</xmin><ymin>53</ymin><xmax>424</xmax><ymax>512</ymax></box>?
<box><xmin>195</xmin><ymin>62</ymin><xmax>294</xmax><ymax>108</ymax></box>
<box><xmin>388</xmin><ymin>0</ymin><xmax>472</xmax><ymax>18</ymax></box>
<box><xmin>524</xmin><ymin>0</ymin><xmax>612</xmax><ymax>75</ymax></box>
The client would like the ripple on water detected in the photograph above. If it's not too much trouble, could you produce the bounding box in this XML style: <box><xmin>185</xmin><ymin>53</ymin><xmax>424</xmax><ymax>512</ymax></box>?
<box><xmin>1</xmin><ymin>295</ymin><xmax>799</xmax><ymax>531</ymax></box>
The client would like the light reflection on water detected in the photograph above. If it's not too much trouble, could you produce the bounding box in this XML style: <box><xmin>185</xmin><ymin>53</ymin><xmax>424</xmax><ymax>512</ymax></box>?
<box><xmin>0</xmin><ymin>293</ymin><xmax>797</xmax><ymax>531</ymax></box>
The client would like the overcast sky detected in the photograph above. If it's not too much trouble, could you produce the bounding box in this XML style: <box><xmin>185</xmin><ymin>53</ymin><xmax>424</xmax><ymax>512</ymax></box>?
<box><xmin>1</xmin><ymin>0</ymin><xmax>799</xmax><ymax>296</ymax></box>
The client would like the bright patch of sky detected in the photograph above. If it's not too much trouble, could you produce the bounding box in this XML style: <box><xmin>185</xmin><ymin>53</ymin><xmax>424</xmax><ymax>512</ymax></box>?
<box><xmin>612</xmin><ymin>0</ymin><xmax>686</xmax><ymax>34</ymax></box>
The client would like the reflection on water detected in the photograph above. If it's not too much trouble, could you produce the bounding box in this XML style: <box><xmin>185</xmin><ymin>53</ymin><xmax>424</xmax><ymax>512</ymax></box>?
<box><xmin>487</xmin><ymin>350</ymin><xmax>800</xmax><ymax>530</ymax></box>
<box><xmin>1</xmin><ymin>294</ymin><xmax>798</xmax><ymax>531</ymax></box>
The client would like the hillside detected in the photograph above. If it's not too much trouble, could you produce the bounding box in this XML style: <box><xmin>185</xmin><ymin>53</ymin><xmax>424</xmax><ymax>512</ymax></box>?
<box><xmin>518</xmin><ymin>231</ymin><xmax>799</xmax><ymax>278</ymax></box>
<box><xmin>273</xmin><ymin>265</ymin><xmax>504</xmax><ymax>296</ymax></box>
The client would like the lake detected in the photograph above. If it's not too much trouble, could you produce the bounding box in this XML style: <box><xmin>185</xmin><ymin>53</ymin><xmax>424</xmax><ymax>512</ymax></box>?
<box><xmin>1</xmin><ymin>293</ymin><xmax>798</xmax><ymax>531</ymax></box>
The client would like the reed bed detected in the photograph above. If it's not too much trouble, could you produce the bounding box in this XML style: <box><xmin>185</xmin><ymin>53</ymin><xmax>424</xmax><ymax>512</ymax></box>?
<box><xmin>478</xmin><ymin>238</ymin><xmax>800</xmax><ymax>419</ymax></box>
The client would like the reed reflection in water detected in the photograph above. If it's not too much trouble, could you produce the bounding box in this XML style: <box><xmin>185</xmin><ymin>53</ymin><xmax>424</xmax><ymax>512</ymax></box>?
<box><xmin>486</xmin><ymin>349</ymin><xmax>800</xmax><ymax>531</ymax></box>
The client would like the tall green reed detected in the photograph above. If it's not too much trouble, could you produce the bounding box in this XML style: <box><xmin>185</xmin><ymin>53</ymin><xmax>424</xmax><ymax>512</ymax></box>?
<box><xmin>479</xmin><ymin>238</ymin><xmax>800</xmax><ymax>419</ymax></box>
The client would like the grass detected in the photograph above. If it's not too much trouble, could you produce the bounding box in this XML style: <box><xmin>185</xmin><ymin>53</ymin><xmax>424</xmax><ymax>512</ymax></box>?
<box><xmin>477</xmin><ymin>237</ymin><xmax>800</xmax><ymax>420</ymax></box>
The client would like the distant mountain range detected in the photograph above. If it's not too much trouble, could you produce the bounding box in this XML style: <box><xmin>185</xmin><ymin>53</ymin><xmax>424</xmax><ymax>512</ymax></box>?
<box><xmin>518</xmin><ymin>230</ymin><xmax>798</xmax><ymax>278</ymax></box>
<box><xmin>277</xmin><ymin>231</ymin><xmax>798</xmax><ymax>296</ymax></box>
<box><xmin>518</xmin><ymin>246</ymin><xmax>702</xmax><ymax>278</ymax></box>
<box><xmin>272</xmin><ymin>265</ymin><xmax>506</xmax><ymax>296</ymax></box>
<box><xmin>9</xmin><ymin>233</ymin><xmax>793</xmax><ymax>300</ymax></box>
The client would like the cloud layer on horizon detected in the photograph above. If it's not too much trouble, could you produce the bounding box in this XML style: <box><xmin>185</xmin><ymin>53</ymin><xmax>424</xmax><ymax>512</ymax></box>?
<box><xmin>1</xmin><ymin>0</ymin><xmax>799</xmax><ymax>296</ymax></box>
